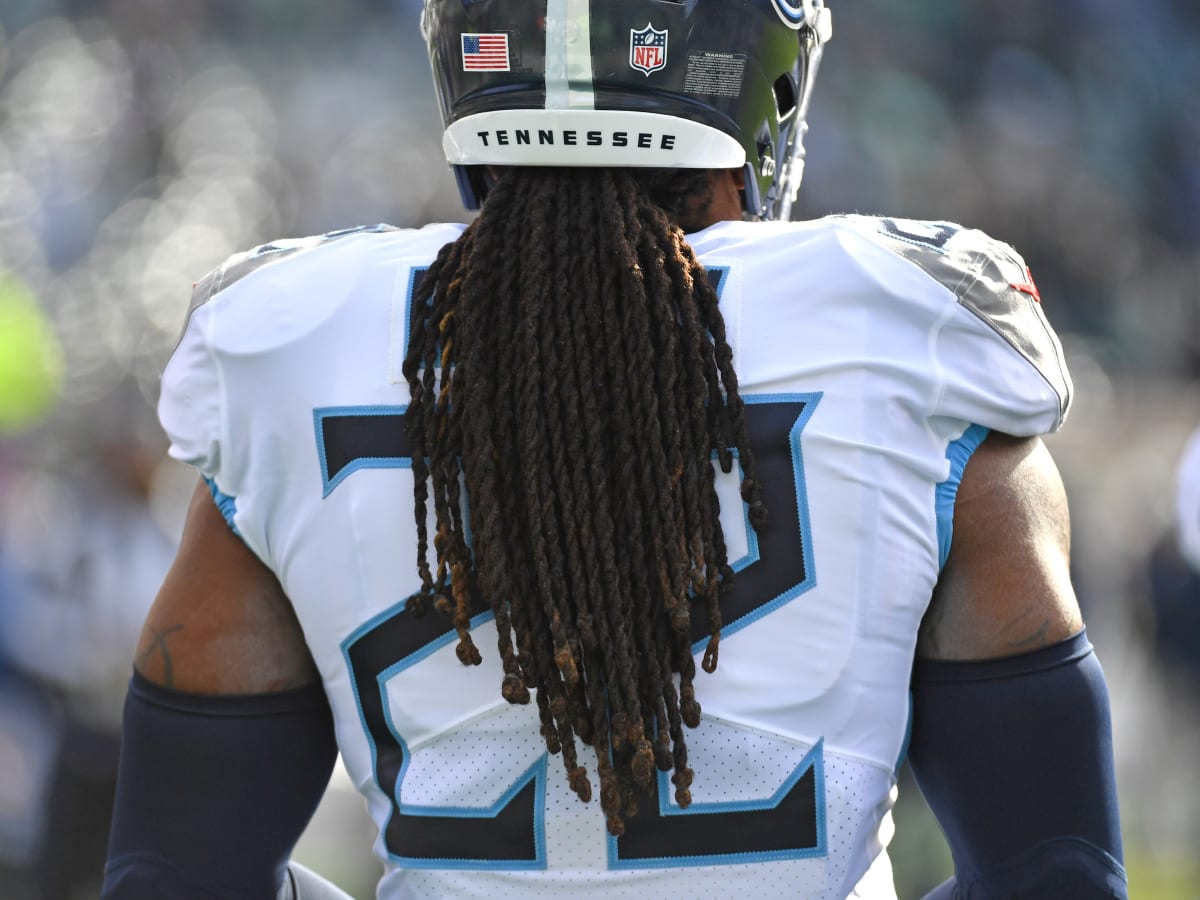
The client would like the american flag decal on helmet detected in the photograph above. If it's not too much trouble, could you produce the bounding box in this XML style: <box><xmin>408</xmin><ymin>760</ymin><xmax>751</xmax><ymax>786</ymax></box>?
<box><xmin>629</xmin><ymin>24</ymin><xmax>667</xmax><ymax>76</ymax></box>
<box><xmin>462</xmin><ymin>33</ymin><xmax>510</xmax><ymax>72</ymax></box>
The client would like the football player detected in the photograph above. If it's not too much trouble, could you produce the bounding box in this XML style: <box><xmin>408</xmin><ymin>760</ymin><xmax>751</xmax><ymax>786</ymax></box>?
<box><xmin>103</xmin><ymin>1</ymin><xmax>1127</xmax><ymax>897</ymax></box>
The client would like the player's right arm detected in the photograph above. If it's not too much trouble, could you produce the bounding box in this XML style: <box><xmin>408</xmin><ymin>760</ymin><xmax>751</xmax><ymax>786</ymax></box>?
<box><xmin>910</xmin><ymin>432</ymin><xmax>1128</xmax><ymax>898</ymax></box>
<box><xmin>101</xmin><ymin>480</ymin><xmax>338</xmax><ymax>899</ymax></box>
<box><xmin>102</xmin><ymin>243</ymin><xmax>347</xmax><ymax>899</ymax></box>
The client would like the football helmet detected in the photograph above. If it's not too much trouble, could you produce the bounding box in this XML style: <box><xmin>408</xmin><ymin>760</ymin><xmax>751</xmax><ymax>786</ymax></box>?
<box><xmin>421</xmin><ymin>0</ymin><xmax>832</xmax><ymax>220</ymax></box>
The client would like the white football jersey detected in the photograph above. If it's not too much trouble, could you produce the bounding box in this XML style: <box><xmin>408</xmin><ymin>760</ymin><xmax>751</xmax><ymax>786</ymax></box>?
<box><xmin>159</xmin><ymin>215</ymin><xmax>1071</xmax><ymax>899</ymax></box>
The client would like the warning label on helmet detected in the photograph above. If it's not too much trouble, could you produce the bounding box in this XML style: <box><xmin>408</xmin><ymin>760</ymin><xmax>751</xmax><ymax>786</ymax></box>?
<box><xmin>684</xmin><ymin>52</ymin><xmax>747</xmax><ymax>98</ymax></box>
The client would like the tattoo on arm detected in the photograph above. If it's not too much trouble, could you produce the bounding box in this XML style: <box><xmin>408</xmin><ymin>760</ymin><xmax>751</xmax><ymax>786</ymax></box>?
<box><xmin>138</xmin><ymin>624</ymin><xmax>185</xmax><ymax>688</ymax></box>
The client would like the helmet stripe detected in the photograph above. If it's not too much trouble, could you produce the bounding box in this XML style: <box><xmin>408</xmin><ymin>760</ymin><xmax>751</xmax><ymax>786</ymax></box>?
<box><xmin>545</xmin><ymin>0</ymin><xmax>595</xmax><ymax>110</ymax></box>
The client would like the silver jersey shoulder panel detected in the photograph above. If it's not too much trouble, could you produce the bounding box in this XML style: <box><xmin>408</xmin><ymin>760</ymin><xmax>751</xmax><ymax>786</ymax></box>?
<box><xmin>839</xmin><ymin>215</ymin><xmax>1071</xmax><ymax>422</ymax></box>
<box><xmin>188</xmin><ymin>225</ymin><xmax>402</xmax><ymax>316</ymax></box>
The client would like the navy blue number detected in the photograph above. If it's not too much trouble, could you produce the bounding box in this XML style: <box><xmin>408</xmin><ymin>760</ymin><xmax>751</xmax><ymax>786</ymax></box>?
<box><xmin>319</xmin><ymin>395</ymin><xmax>824</xmax><ymax>868</ymax></box>
<box><xmin>324</xmin><ymin>406</ymin><xmax>547</xmax><ymax>869</ymax></box>
<box><xmin>612</xmin><ymin>395</ymin><xmax>826</xmax><ymax>868</ymax></box>
<box><xmin>320</xmin><ymin>266</ymin><xmax>824</xmax><ymax>867</ymax></box>
<box><xmin>341</xmin><ymin>595</ymin><xmax>546</xmax><ymax>869</ymax></box>
<box><xmin>614</xmin><ymin>740</ymin><xmax>825</xmax><ymax>868</ymax></box>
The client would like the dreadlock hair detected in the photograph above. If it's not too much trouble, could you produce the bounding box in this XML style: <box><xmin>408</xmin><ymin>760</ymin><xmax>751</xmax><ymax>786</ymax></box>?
<box><xmin>401</xmin><ymin>166</ymin><xmax>766</xmax><ymax>837</ymax></box>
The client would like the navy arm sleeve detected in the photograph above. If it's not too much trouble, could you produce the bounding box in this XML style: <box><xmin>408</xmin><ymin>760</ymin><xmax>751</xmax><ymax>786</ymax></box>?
<box><xmin>908</xmin><ymin>629</ymin><xmax>1128</xmax><ymax>899</ymax></box>
<box><xmin>102</xmin><ymin>671</ymin><xmax>338</xmax><ymax>899</ymax></box>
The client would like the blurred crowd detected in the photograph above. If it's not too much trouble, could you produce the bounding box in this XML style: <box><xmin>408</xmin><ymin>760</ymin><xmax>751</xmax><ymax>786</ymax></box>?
<box><xmin>0</xmin><ymin>0</ymin><xmax>1196</xmax><ymax>897</ymax></box>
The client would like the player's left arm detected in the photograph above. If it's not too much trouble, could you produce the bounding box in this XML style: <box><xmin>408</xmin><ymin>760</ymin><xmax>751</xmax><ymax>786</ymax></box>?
<box><xmin>102</xmin><ymin>480</ymin><xmax>338</xmax><ymax>900</ymax></box>
<box><xmin>909</xmin><ymin>433</ymin><xmax>1127</xmax><ymax>898</ymax></box>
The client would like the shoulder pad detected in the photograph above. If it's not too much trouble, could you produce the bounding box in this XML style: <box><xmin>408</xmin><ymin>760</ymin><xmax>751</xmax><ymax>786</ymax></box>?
<box><xmin>188</xmin><ymin>225</ymin><xmax>400</xmax><ymax>315</ymax></box>
<box><xmin>839</xmin><ymin>216</ymin><xmax>1071</xmax><ymax>415</ymax></box>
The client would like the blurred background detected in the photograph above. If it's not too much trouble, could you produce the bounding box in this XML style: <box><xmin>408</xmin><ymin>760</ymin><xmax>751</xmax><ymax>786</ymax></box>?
<box><xmin>0</xmin><ymin>0</ymin><xmax>1196</xmax><ymax>897</ymax></box>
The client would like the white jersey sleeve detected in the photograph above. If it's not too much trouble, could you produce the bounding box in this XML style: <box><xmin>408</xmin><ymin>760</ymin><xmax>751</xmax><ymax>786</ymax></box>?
<box><xmin>158</xmin><ymin>224</ymin><xmax>460</xmax><ymax>566</ymax></box>
<box><xmin>157</xmin><ymin>237</ymin><xmax>332</xmax><ymax>565</ymax></box>
<box><xmin>159</xmin><ymin>232</ymin><xmax>381</xmax><ymax>484</ymax></box>
<box><xmin>159</xmin><ymin>301</ymin><xmax>222</xmax><ymax>480</ymax></box>
<box><xmin>834</xmin><ymin>215</ymin><xmax>1072</xmax><ymax>437</ymax></box>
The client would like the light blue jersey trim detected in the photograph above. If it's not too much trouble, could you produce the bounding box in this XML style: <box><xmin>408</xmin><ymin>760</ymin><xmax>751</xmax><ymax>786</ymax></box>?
<box><xmin>313</xmin><ymin>405</ymin><xmax>410</xmax><ymax>498</ymax></box>
<box><xmin>936</xmin><ymin>424</ymin><xmax>989</xmax><ymax>571</ymax></box>
<box><xmin>202</xmin><ymin>477</ymin><xmax>240</xmax><ymax>535</ymax></box>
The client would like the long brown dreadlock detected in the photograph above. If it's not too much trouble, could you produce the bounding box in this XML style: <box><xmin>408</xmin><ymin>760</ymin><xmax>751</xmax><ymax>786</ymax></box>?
<box><xmin>401</xmin><ymin>166</ymin><xmax>765</xmax><ymax>837</ymax></box>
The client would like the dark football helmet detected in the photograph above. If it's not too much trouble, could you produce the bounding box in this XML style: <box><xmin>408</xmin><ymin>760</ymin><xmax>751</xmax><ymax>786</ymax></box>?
<box><xmin>421</xmin><ymin>0</ymin><xmax>832</xmax><ymax>220</ymax></box>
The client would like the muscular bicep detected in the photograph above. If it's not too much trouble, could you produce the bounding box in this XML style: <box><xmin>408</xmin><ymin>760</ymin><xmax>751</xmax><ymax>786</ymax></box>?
<box><xmin>136</xmin><ymin>479</ymin><xmax>319</xmax><ymax>694</ymax></box>
<box><xmin>918</xmin><ymin>432</ymin><xmax>1083</xmax><ymax>661</ymax></box>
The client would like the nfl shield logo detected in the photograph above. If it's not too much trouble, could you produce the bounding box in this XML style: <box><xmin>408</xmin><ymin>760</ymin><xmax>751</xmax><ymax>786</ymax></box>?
<box><xmin>629</xmin><ymin>24</ymin><xmax>668</xmax><ymax>76</ymax></box>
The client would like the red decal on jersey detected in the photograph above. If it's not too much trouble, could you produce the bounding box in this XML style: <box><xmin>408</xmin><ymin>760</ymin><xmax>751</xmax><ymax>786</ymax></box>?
<box><xmin>1010</xmin><ymin>268</ymin><xmax>1042</xmax><ymax>303</ymax></box>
